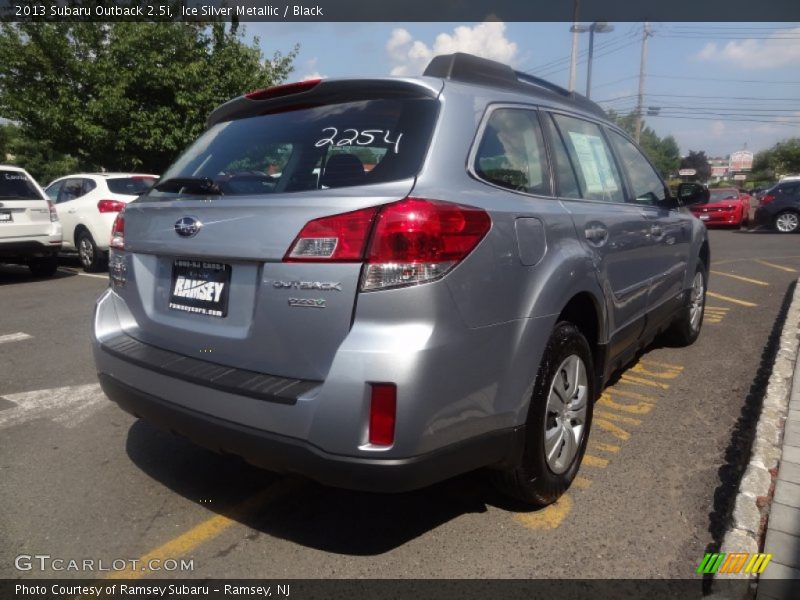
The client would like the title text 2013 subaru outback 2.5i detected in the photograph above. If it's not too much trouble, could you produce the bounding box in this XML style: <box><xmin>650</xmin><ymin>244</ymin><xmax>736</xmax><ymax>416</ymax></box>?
<box><xmin>93</xmin><ymin>53</ymin><xmax>710</xmax><ymax>506</ymax></box>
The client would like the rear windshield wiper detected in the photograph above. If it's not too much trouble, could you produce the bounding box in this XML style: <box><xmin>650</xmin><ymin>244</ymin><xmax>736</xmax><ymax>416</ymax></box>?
<box><xmin>152</xmin><ymin>177</ymin><xmax>223</xmax><ymax>195</ymax></box>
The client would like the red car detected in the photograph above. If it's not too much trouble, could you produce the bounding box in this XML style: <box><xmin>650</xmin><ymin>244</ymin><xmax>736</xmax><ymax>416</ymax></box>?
<box><xmin>689</xmin><ymin>187</ymin><xmax>750</xmax><ymax>228</ymax></box>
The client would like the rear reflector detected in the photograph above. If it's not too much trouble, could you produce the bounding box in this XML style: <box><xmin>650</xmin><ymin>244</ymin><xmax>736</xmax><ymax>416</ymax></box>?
<box><xmin>369</xmin><ymin>383</ymin><xmax>396</xmax><ymax>446</ymax></box>
<box><xmin>98</xmin><ymin>199</ymin><xmax>126</xmax><ymax>213</ymax></box>
<box><xmin>761</xmin><ymin>194</ymin><xmax>775</xmax><ymax>206</ymax></box>
<box><xmin>245</xmin><ymin>79</ymin><xmax>321</xmax><ymax>101</ymax></box>
<box><xmin>110</xmin><ymin>213</ymin><xmax>125</xmax><ymax>250</ymax></box>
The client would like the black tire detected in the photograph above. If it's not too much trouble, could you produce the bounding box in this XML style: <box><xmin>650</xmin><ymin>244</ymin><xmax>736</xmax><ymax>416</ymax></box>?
<box><xmin>493</xmin><ymin>321</ymin><xmax>595</xmax><ymax>507</ymax></box>
<box><xmin>773</xmin><ymin>211</ymin><xmax>800</xmax><ymax>234</ymax></box>
<box><xmin>28</xmin><ymin>255</ymin><xmax>58</xmax><ymax>277</ymax></box>
<box><xmin>664</xmin><ymin>264</ymin><xmax>706</xmax><ymax>347</ymax></box>
<box><xmin>77</xmin><ymin>230</ymin><xmax>105</xmax><ymax>272</ymax></box>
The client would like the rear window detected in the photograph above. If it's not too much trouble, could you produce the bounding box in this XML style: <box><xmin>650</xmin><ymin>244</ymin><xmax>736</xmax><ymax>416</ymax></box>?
<box><xmin>710</xmin><ymin>189</ymin><xmax>739</xmax><ymax>201</ymax></box>
<box><xmin>0</xmin><ymin>170</ymin><xmax>43</xmax><ymax>201</ymax></box>
<box><xmin>107</xmin><ymin>177</ymin><xmax>156</xmax><ymax>195</ymax></box>
<box><xmin>151</xmin><ymin>98</ymin><xmax>439</xmax><ymax>197</ymax></box>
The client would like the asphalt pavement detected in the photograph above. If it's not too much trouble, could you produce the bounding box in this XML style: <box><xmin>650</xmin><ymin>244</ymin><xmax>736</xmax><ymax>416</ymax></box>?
<box><xmin>2</xmin><ymin>230</ymin><xmax>800</xmax><ymax>580</ymax></box>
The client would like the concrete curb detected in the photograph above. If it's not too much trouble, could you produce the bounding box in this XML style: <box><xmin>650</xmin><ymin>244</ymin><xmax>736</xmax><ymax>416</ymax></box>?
<box><xmin>712</xmin><ymin>279</ymin><xmax>800</xmax><ymax>599</ymax></box>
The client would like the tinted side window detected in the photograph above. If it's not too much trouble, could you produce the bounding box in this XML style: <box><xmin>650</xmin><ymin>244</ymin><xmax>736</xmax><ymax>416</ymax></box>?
<box><xmin>552</xmin><ymin>114</ymin><xmax>624</xmax><ymax>203</ymax></box>
<box><xmin>58</xmin><ymin>179</ymin><xmax>84</xmax><ymax>203</ymax></box>
<box><xmin>474</xmin><ymin>108</ymin><xmax>550</xmax><ymax>196</ymax></box>
<box><xmin>608</xmin><ymin>130</ymin><xmax>667</xmax><ymax>206</ymax></box>
<box><xmin>45</xmin><ymin>181</ymin><xmax>63</xmax><ymax>202</ymax></box>
<box><xmin>82</xmin><ymin>179</ymin><xmax>97</xmax><ymax>195</ymax></box>
<box><xmin>542</xmin><ymin>113</ymin><xmax>581</xmax><ymax>199</ymax></box>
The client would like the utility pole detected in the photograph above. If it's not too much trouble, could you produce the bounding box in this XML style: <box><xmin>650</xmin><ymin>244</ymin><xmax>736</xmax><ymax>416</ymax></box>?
<box><xmin>568</xmin><ymin>0</ymin><xmax>580</xmax><ymax>93</ymax></box>
<box><xmin>634</xmin><ymin>22</ymin><xmax>651</xmax><ymax>143</ymax></box>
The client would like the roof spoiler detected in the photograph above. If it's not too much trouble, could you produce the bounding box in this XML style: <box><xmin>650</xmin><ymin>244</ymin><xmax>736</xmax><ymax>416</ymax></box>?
<box><xmin>423</xmin><ymin>52</ymin><xmax>606</xmax><ymax>118</ymax></box>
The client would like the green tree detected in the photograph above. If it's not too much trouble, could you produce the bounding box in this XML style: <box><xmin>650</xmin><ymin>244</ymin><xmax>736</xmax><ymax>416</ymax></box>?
<box><xmin>605</xmin><ymin>110</ymin><xmax>680</xmax><ymax>178</ymax></box>
<box><xmin>755</xmin><ymin>138</ymin><xmax>800</xmax><ymax>178</ymax></box>
<box><xmin>0</xmin><ymin>21</ymin><xmax>297</xmax><ymax>174</ymax></box>
<box><xmin>680</xmin><ymin>150</ymin><xmax>712</xmax><ymax>182</ymax></box>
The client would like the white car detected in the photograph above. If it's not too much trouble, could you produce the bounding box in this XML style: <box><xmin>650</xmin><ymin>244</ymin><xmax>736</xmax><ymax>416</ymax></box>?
<box><xmin>45</xmin><ymin>173</ymin><xmax>157</xmax><ymax>271</ymax></box>
<box><xmin>0</xmin><ymin>165</ymin><xmax>62</xmax><ymax>277</ymax></box>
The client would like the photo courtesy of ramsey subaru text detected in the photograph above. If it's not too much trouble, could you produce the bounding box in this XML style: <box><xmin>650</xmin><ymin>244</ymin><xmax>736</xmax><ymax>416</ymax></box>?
<box><xmin>92</xmin><ymin>53</ymin><xmax>710</xmax><ymax>506</ymax></box>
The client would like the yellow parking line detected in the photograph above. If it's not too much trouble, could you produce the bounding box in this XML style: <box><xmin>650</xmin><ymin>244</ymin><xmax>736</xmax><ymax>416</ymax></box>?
<box><xmin>640</xmin><ymin>359</ymin><xmax>683</xmax><ymax>371</ymax></box>
<box><xmin>598</xmin><ymin>393</ymin><xmax>654</xmax><ymax>415</ymax></box>
<box><xmin>630</xmin><ymin>363</ymin><xmax>681</xmax><ymax>380</ymax></box>
<box><xmin>710</xmin><ymin>271</ymin><xmax>769</xmax><ymax>286</ymax></box>
<box><xmin>609</xmin><ymin>388</ymin><xmax>658</xmax><ymax>402</ymax></box>
<box><xmin>107</xmin><ymin>479</ymin><xmax>300</xmax><ymax>580</ymax></box>
<box><xmin>594</xmin><ymin>419</ymin><xmax>630</xmax><ymax>440</ymax></box>
<box><xmin>515</xmin><ymin>493</ymin><xmax>573</xmax><ymax>529</ymax></box>
<box><xmin>754</xmin><ymin>259</ymin><xmax>797</xmax><ymax>273</ymax></box>
<box><xmin>619</xmin><ymin>374</ymin><xmax>670</xmax><ymax>389</ymax></box>
<box><xmin>706</xmin><ymin>291</ymin><xmax>757</xmax><ymax>307</ymax></box>
<box><xmin>582</xmin><ymin>454</ymin><xmax>609</xmax><ymax>468</ymax></box>
<box><xmin>590</xmin><ymin>441</ymin><xmax>621</xmax><ymax>454</ymax></box>
<box><xmin>572</xmin><ymin>476</ymin><xmax>592</xmax><ymax>489</ymax></box>
<box><xmin>594</xmin><ymin>410</ymin><xmax>642</xmax><ymax>426</ymax></box>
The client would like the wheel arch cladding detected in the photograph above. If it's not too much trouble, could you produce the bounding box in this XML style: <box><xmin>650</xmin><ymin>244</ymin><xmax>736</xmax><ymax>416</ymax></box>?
<box><xmin>74</xmin><ymin>223</ymin><xmax>90</xmax><ymax>247</ymax></box>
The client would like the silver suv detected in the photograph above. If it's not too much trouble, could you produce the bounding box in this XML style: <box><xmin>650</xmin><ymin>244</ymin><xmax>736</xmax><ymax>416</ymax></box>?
<box><xmin>92</xmin><ymin>53</ymin><xmax>709</xmax><ymax>506</ymax></box>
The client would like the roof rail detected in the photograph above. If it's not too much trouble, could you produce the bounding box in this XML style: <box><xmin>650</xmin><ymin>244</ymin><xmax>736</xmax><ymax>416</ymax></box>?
<box><xmin>423</xmin><ymin>52</ymin><xmax>606</xmax><ymax>118</ymax></box>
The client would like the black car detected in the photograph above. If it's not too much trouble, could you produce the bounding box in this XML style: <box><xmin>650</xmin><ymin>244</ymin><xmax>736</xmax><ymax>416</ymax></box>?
<box><xmin>754</xmin><ymin>181</ymin><xmax>800</xmax><ymax>233</ymax></box>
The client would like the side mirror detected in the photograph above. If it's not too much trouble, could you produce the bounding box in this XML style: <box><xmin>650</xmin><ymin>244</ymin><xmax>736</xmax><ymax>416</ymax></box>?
<box><xmin>677</xmin><ymin>182</ymin><xmax>709</xmax><ymax>206</ymax></box>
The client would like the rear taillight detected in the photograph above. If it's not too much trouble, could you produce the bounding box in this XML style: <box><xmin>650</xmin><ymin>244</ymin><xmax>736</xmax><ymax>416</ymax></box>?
<box><xmin>98</xmin><ymin>199</ymin><xmax>126</xmax><ymax>213</ymax></box>
<box><xmin>284</xmin><ymin>206</ymin><xmax>378</xmax><ymax>261</ymax></box>
<box><xmin>110</xmin><ymin>213</ymin><xmax>125</xmax><ymax>250</ymax></box>
<box><xmin>284</xmin><ymin>198</ymin><xmax>491</xmax><ymax>291</ymax></box>
<box><xmin>761</xmin><ymin>194</ymin><xmax>776</xmax><ymax>206</ymax></box>
<box><xmin>368</xmin><ymin>383</ymin><xmax>397</xmax><ymax>446</ymax></box>
<box><xmin>47</xmin><ymin>200</ymin><xmax>58</xmax><ymax>222</ymax></box>
<box><xmin>363</xmin><ymin>198</ymin><xmax>491</xmax><ymax>291</ymax></box>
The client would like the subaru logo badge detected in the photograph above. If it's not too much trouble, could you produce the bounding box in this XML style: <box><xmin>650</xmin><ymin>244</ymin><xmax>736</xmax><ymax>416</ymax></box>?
<box><xmin>175</xmin><ymin>216</ymin><xmax>201</xmax><ymax>238</ymax></box>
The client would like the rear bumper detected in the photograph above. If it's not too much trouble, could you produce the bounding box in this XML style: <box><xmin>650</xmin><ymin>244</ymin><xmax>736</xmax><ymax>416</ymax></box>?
<box><xmin>690</xmin><ymin>211</ymin><xmax>741</xmax><ymax>226</ymax></box>
<box><xmin>0</xmin><ymin>239</ymin><xmax>62</xmax><ymax>259</ymax></box>
<box><xmin>98</xmin><ymin>372</ymin><xmax>525</xmax><ymax>492</ymax></box>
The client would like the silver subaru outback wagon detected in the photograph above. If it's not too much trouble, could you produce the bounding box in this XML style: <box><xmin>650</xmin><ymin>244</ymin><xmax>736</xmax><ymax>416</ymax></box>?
<box><xmin>92</xmin><ymin>53</ymin><xmax>709</xmax><ymax>506</ymax></box>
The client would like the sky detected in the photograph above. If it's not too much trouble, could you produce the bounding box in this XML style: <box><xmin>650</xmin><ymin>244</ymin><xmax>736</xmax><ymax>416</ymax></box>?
<box><xmin>246</xmin><ymin>21</ymin><xmax>800</xmax><ymax>158</ymax></box>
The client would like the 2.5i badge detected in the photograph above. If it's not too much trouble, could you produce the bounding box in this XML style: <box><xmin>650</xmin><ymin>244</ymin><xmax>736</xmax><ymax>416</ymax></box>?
<box><xmin>169</xmin><ymin>259</ymin><xmax>231</xmax><ymax>317</ymax></box>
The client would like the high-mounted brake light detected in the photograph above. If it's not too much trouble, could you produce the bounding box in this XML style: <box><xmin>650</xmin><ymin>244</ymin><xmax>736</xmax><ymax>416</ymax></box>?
<box><xmin>110</xmin><ymin>213</ymin><xmax>125</xmax><ymax>250</ymax></box>
<box><xmin>369</xmin><ymin>383</ymin><xmax>396</xmax><ymax>446</ymax></box>
<box><xmin>761</xmin><ymin>194</ymin><xmax>776</xmax><ymax>206</ymax></box>
<box><xmin>284</xmin><ymin>206</ymin><xmax>378</xmax><ymax>262</ymax></box>
<box><xmin>98</xmin><ymin>199</ymin><xmax>126</xmax><ymax>213</ymax></box>
<box><xmin>283</xmin><ymin>199</ymin><xmax>491</xmax><ymax>291</ymax></box>
<box><xmin>245</xmin><ymin>79</ymin><xmax>322</xmax><ymax>101</ymax></box>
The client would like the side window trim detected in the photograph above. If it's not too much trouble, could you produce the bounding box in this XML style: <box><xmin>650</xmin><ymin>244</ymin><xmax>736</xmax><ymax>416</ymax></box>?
<box><xmin>540</xmin><ymin>111</ymin><xmax>584</xmax><ymax>199</ymax></box>
<box><xmin>467</xmin><ymin>102</ymin><xmax>553</xmax><ymax>199</ymax></box>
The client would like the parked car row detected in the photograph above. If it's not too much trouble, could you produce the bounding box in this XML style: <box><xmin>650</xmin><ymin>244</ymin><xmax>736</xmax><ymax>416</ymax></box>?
<box><xmin>0</xmin><ymin>166</ymin><xmax>156</xmax><ymax>276</ymax></box>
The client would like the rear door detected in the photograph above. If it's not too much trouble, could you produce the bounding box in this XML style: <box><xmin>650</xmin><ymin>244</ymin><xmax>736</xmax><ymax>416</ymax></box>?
<box><xmin>0</xmin><ymin>169</ymin><xmax>50</xmax><ymax>240</ymax></box>
<box><xmin>114</xmin><ymin>90</ymin><xmax>440</xmax><ymax>381</ymax></box>
<box><xmin>606</xmin><ymin>128</ymin><xmax>691</xmax><ymax>328</ymax></box>
<box><xmin>543</xmin><ymin>112</ymin><xmax>655</xmax><ymax>360</ymax></box>
<box><xmin>54</xmin><ymin>178</ymin><xmax>89</xmax><ymax>248</ymax></box>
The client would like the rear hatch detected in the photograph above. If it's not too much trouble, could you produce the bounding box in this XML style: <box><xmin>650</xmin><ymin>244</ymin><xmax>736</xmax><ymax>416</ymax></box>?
<box><xmin>113</xmin><ymin>80</ymin><xmax>441</xmax><ymax>381</ymax></box>
<box><xmin>0</xmin><ymin>169</ymin><xmax>51</xmax><ymax>239</ymax></box>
